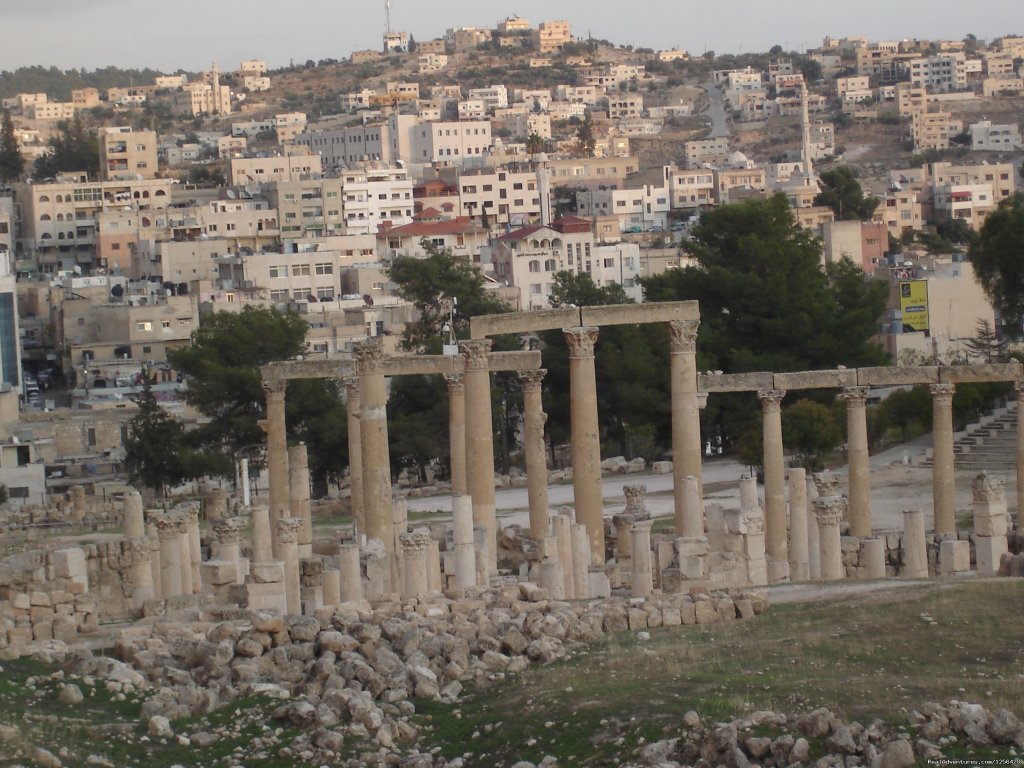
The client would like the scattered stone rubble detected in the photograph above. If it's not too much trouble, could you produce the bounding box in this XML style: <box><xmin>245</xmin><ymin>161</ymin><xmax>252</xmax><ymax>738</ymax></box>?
<box><xmin>622</xmin><ymin>701</ymin><xmax>1024</xmax><ymax>768</ymax></box>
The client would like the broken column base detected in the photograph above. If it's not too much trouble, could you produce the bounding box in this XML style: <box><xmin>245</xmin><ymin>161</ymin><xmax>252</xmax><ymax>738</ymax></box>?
<box><xmin>766</xmin><ymin>557</ymin><xmax>790</xmax><ymax>584</ymax></box>
<box><xmin>230</xmin><ymin>561</ymin><xmax>288</xmax><ymax>614</ymax></box>
<box><xmin>860</xmin><ymin>538</ymin><xmax>887</xmax><ymax>579</ymax></box>
<box><xmin>587</xmin><ymin>566</ymin><xmax>611</xmax><ymax>599</ymax></box>
<box><xmin>976</xmin><ymin>535</ymin><xmax>1008</xmax><ymax>575</ymax></box>
<box><xmin>937</xmin><ymin>539</ymin><xmax>971</xmax><ymax>575</ymax></box>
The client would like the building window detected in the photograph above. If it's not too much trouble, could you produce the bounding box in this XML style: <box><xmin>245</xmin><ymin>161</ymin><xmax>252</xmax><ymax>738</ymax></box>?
<box><xmin>315</xmin><ymin>262</ymin><xmax>333</xmax><ymax>275</ymax></box>
<box><xmin>292</xmin><ymin>264</ymin><xmax>310</xmax><ymax>276</ymax></box>
<box><xmin>529</xmin><ymin>260</ymin><xmax>540</xmax><ymax>272</ymax></box>
<box><xmin>270</xmin><ymin>289</ymin><xmax>289</xmax><ymax>301</ymax></box>
<box><xmin>162</xmin><ymin>319</ymin><xmax>171</xmax><ymax>329</ymax></box>
<box><xmin>136</xmin><ymin>321</ymin><xmax>152</xmax><ymax>331</ymax></box>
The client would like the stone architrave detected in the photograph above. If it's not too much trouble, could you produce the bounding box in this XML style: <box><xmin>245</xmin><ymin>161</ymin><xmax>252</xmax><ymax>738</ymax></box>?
<box><xmin>399</xmin><ymin>532</ymin><xmax>432</xmax><ymax>599</ymax></box>
<box><xmin>551</xmin><ymin>512</ymin><xmax>576</xmax><ymax>599</ymax></box>
<box><xmin>288</xmin><ymin>443</ymin><xmax>313</xmax><ymax>559</ymax></box>
<box><xmin>841</xmin><ymin>386</ymin><xmax>872</xmax><ymax>537</ymax></box>
<box><xmin>813</xmin><ymin>496</ymin><xmax>845</xmax><ymax>581</ymax></box>
<box><xmin>972</xmin><ymin>472</ymin><xmax>1009</xmax><ymax>574</ymax></box>
<box><xmin>461</xmin><ymin>339</ymin><xmax>498</xmax><ymax>571</ymax></box>
<box><xmin>337</xmin><ymin>542</ymin><xmax>363</xmax><ymax>602</ymax></box>
<box><xmin>343</xmin><ymin>377</ymin><xmax>365</xmax><ymax>534</ymax></box>
<box><xmin>355</xmin><ymin>339</ymin><xmax>394</xmax><ymax>556</ymax></box>
<box><xmin>930</xmin><ymin>382</ymin><xmax>956</xmax><ymax>535</ymax></box>
<box><xmin>123</xmin><ymin>491</ymin><xmax>145</xmax><ymax>538</ymax></box>
<box><xmin>153</xmin><ymin>512</ymin><xmax>187</xmax><ymax>598</ymax></box>
<box><xmin>277</xmin><ymin>517</ymin><xmax>303</xmax><ymax>614</ymax></box>
<box><xmin>758</xmin><ymin>389</ymin><xmax>788</xmax><ymax>566</ymax></box>
<box><xmin>570</xmin><ymin>524</ymin><xmax>590</xmax><ymax>599</ymax></box>
<box><xmin>519</xmin><ymin>369</ymin><xmax>550</xmax><ymax>539</ymax></box>
<box><xmin>669</xmin><ymin>319</ymin><xmax>703</xmax><ymax>534</ymax></box>
<box><xmin>1017</xmin><ymin>382</ymin><xmax>1024</xmax><ymax>529</ymax></box>
<box><xmin>451</xmin><ymin>493</ymin><xmax>476</xmax><ymax>589</ymax></box>
<box><xmin>788</xmin><ymin>467</ymin><xmax>810</xmax><ymax>581</ymax></box>
<box><xmin>630</xmin><ymin>518</ymin><xmax>654</xmax><ymax>598</ymax></box>
<box><xmin>445</xmin><ymin>374</ymin><xmax>468</xmax><ymax>496</ymax></box>
<box><xmin>901</xmin><ymin>509</ymin><xmax>929</xmax><ymax>578</ymax></box>
<box><xmin>563</xmin><ymin>326</ymin><xmax>605</xmax><ymax>565</ymax></box>
<box><xmin>261</xmin><ymin>379</ymin><xmax>290</xmax><ymax>556</ymax></box>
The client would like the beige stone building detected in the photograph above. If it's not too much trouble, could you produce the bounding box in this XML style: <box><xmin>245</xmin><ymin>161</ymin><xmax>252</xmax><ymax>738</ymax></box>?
<box><xmin>99</xmin><ymin>127</ymin><xmax>158</xmax><ymax>181</ymax></box>
<box><xmin>226</xmin><ymin>150</ymin><xmax>319</xmax><ymax>186</ymax></box>
<box><xmin>911</xmin><ymin>111</ymin><xmax>962</xmax><ymax>152</ymax></box>
<box><xmin>532</xmin><ymin>20</ymin><xmax>572</xmax><ymax>53</ymax></box>
<box><xmin>71</xmin><ymin>88</ymin><xmax>100</xmax><ymax>109</ymax></box>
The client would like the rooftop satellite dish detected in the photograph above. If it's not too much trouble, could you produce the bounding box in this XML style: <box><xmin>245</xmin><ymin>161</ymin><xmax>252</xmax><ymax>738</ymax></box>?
<box><xmin>226</xmin><ymin>189</ymin><xmax>237</xmax><ymax>199</ymax></box>
<box><xmin>363</xmin><ymin>294</ymin><xmax>374</xmax><ymax>307</ymax></box>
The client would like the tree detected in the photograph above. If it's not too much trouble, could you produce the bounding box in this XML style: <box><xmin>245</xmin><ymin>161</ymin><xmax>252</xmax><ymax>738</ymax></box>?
<box><xmin>968</xmin><ymin>193</ymin><xmax>1024</xmax><ymax>334</ymax></box>
<box><xmin>167</xmin><ymin>306</ymin><xmax>348</xmax><ymax>489</ymax></box>
<box><xmin>965</xmin><ymin>319</ymin><xmax>1007</xmax><ymax>363</ymax></box>
<box><xmin>814</xmin><ymin>167</ymin><xmax>879</xmax><ymax>221</ymax></box>
<box><xmin>575</xmin><ymin>112</ymin><xmax>596</xmax><ymax>157</ymax></box>
<box><xmin>0</xmin><ymin>110</ymin><xmax>25</xmax><ymax>182</ymax></box>
<box><xmin>386</xmin><ymin>241</ymin><xmax>509</xmax><ymax>351</ymax></box>
<box><xmin>123</xmin><ymin>372</ymin><xmax>190</xmax><ymax>497</ymax></box>
<box><xmin>526</xmin><ymin>132</ymin><xmax>545</xmax><ymax>155</ymax></box>
<box><xmin>33</xmin><ymin>115</ymin><xmax>100</xmax><ymax>178</ymax></box>
<box><xmin>783</xmin><ymin>399</ymin><xmax>841</xmax><ymax>471</ymax></box>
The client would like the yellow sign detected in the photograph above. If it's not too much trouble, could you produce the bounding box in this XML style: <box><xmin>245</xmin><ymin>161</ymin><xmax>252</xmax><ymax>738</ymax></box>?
<box><xmin>899</xmin><ymin>280</ymin><xmax>929</xmax><ymax>333</ymax></box>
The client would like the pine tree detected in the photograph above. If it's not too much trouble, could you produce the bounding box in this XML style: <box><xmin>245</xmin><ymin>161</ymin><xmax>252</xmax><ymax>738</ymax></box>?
<box><xmin>123</xmin><ymin>372</ymin><xmax>188</xmax><ymax>497</ymax></box>
<box><xmin>0</xmin><ymin>110</ymin><xmax>25</xmax><ymax>182</ymax></box>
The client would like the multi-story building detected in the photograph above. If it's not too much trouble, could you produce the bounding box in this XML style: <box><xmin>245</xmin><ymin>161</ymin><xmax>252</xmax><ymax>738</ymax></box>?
<box><xmin>607</xmin><ymin>94</ymin><xmax>644</xmax><ymax>120</ymax></box>
<box><xmin>418</xmin><ymin>54</ymin><xmax>449</xmax><ymax>74</ymax></box>
<box><xmin>505</xmin><ymin>112</ymin><xmax>551</xmax><ymax>140</ymax></box>
<box><xmin>532</xmin><ymin>20</ymin><xmax>572</xmax><ymax>53</ymax></box>
<box><xmin>467</xmin><ymin>86</ymin><xmax>509</xmax><ymax>113</ymax></box>
<box><xmin>226</xmin><ymin>150</ymin><xmax>320</xmax><ymax>185</ymax></box>
<box><xmin>874</xmin><ymin>190</ymin><xmax>923</xmax><ymax>239</ymax></box>
<box><xmin>30</xmin><ymin>102</ymin><xmax>75</xmax><ymax>121</ymax></box>
<box><xmin>99</xmin><ymin>127</ymin><xmax>158</xmax><ymax>181</ymax></box>
<box><xmin>377</xmin><ymin>216</ymin><xmax>489</xmax><ymax>261</ymax></box>
<box><xmin>821</xmin><ymin>220</ymin><xmax>887</xmax><ymax>272</ymax></box>
<box><xmin>896</xmin><ymin>82</ymin><xmax>927</xmax><ymax>116</ymax></box>
<box><xmin>933</xmin><ymin>184</ymin><xmax>999</xmax><ymax>230</ymax></box>
<box><xmin>175</xmin><ymin>82</ymin><xmax>231</xmax><ymax>117</ymax></box>
<box><xmin>663</xmin><ymin>166</ymin><xmax>716</xmax><ymax>209</ymax></box>
<box><xmin>71</xmin><ymin>88</ymin><xmax>100</xmax><ymax>109</ymax></box>
<box><xmin>575</xmin><ymin>184</ymin><xmax>670</xmax><ymax>232</ymax></box>
<box><xmin>714</xmin><ymin>168</ymin><xmax>768</xmax><ymax>204</ymax></box>
<box><xmin>410</xmin><ymin>120</ymin><xmax>493</xmax><ymax>165</ymax></box>
<box><xmin>338</xmin><ymin>166</ymin><xmax>414</xmax><ymax>235</ymax></box>
<box><xmin>457</xmin><ymin>167</ymin><xmax>543</xmax><ymax>227</ymax></box>
<box><xmin>683</xmin><ymin>137</ymin><xmax>732</xmax><ymax>169</ymax></box>
<box><xmin>969</xmin><ymin>121</ymin><xmax>1023</xmax><ymax>151</ymax></box>
<box><xmin>908</xmin><ymin>53</ymin><xmax>968</xmax><ymax>92</ymax></box>
<box><xmin>911</xmin><ymin>111</ymin><xmax>962</xmax><ymax>152</ymax></box>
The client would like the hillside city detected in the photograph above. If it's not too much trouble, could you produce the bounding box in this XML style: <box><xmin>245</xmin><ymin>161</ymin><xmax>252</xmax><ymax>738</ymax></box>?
<box><xmin>0</xmin><ymin>13</ymin><xmax>1022</xmax><ymax>768</ymax></box>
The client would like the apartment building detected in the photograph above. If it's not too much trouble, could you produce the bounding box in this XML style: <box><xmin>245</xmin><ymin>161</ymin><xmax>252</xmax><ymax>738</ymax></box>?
<box><xmin>874</xmin><ymin>190</ymin><xmax>923</xmax><ymax>239</ymax></box>
<box><xmin>545</xmin><ymin>156</ymin><xmax>640</xmax><ymax>185</ymax></box>
<box><xmin>714</xmin><ymin>168</ymin><xmax>768</xmax><ymax>204</ymax></box>
<box><xmin>457</xmin><ymin>167</ymin><xmax>542</xmax><ymax>227</ymax></box>
<box><xmin>410</xmin><ymin>120</ymin><xmax>492</xmax><ymax>165</ymax></box>
<box><xmin>71</xmin><ymin>88</ymin><xmax>100</xmax><ymax>109</ymax></box>
<box><xmin>467</xmin><ymin>86</ymin><xmax>509</xmax><ymax>112</ymax></box>
<box><xmin>607</xmin><ymin>94</ymin><xmax>644</xmax><ymax>120</ymax></box>
<box><xmin>911</xmin><ymin>111</ymin><xmax>962</xmax><ymax>152</ymax></box>
<box><xmin>969</xmin><ymin>121</ymin><xmax>1022</xmax><ymax>151</ymax></box>
<box><xmin>418</xmin><ymin>54</ymin><xmax>449</xmax><ymax>74</ymax></box>
<box><xmin>836</xmin><ymin>76</ymin><xmax>872</xmax><ymax>104</ymax></box>
<box><xmin>239</xmin><ymin>59</ymin><xmax>268</xmax><ymax>76</ymax></box>
<box><xmin>896</xmin><ymin>82</ymin><xmax>927</xmax><ymax>116</ymax></box>
<box><xmin>264</xmin><ymin>178</ymin><xmax>344</xmax><ymax>238</ymax></box>
<box><xmin>99</xmin><ymin>127</ymin><xmax>158</xmax><ymax>181</ymax></box>
<box><xmin>908</xmin><ymin>53</ymin><xmax>968</xmax><ymax>92</ymax></box>
<box><xmin>663</xmin><ymin>166</ymin><xmax>716</xmax><ymax>209</ymax></box>
<box><xmin>933</xmin><ymin>184</ymin><xmax>999</xmax><ymax>230</ymax></box>
<box><xmin>226</xmin><ymin>150</ymin><xmax>320</xmax><ymax>185</ymax></box>
<box><xmin>31</xmin><ymin>102</ymin><xmax>75</xmax><ymax>121</ymax></box>
<box><xmin>575</xmin><ymin>184</ymin><xmax>670</xmax><ymax>232</ymax></box>
<box><xmin>821</xmin><ymin>220</ymin><xmax>887</xmax><ymax>272</ymax></box>
<box><xmin>532</xmin><ymin>20</ymin><xmax>571</xmax><ymax>53</ymax></box>
<box><xmin>377</xmin><ymin>217</ymin><xmax>489</xmax><ymax>261</ymax></box>
<box><xmin>174</xmin><ymin>82</ymin><xmax>231</xmax><ymax>117</ymax></box>
<box><xmin>555</xmin><ymin>85</ymin><xmax>599</xmax><ymax>105</ymax></box>
<box><xmin>683</xmin><ymin>137</ymin><xmax>732</xmax><ymax>169</ymax></box>
<box><xmin>337</xmin><ymin>166</ymin><xmax>414</xmax><ymax>235</ymax></box>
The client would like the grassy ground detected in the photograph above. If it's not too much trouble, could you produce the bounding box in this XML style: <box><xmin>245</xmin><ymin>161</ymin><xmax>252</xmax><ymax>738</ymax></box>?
<box><xmin>413</xmin><ymin>580</ymin><xmax>1024</xmax><ymax>767</ymax></box>
<box><xmin>1</xmin><ymin>580</ymin><xmax>1021</xmax><ymax>766</ymax></box>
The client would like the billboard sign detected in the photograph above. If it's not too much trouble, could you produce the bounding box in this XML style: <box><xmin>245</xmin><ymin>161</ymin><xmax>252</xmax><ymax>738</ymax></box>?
<box><xmin>899</xmin><ymin>280</ymin><xmax>929</xmax><ymax>333</ymax></box>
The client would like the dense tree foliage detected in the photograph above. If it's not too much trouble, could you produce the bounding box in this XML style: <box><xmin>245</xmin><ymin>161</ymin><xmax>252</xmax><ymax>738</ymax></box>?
<box><xmin>124</xmin><ymin>372</ymin><xmax>231</xmax><ymax>497</ymax></box>
<box><xmin>168</xmin><ymin>306</ymin><xmax>348</xmax><ymax>489</ymax></box>
<box><xmin>0</xmin><ymin>65</ymin><xmax>176</xmax><ymax>101</ymax></box>
<box><xmin>814</xmin><ymin>167</ymin><xmax>880</xmax><ymax>221</ymax></box>
<box><xmin>0</xmin><ymin>110</ymin><xmax>25</xmax><ymax>182</ymax></box>
<box><xmin>782</xmin><ymin>399</ymin><xmax>841</xmax><ymax>471</ymax></box>
<box><xmin>641</xmin><ymin>194</ymin><xmax>888</xmax><ymax>446</ymax></box>
<box><xmin>968</xmin><ymin>193</ymin><xmax>1024</xmax><ymax>334</ymax></box>
<box><xmin>33</xmin><ymin>116</ymin><xmax>99</xmax><ymax>179</ymax></box>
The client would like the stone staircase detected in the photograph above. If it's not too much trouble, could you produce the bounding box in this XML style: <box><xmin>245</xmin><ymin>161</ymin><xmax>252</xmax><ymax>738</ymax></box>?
<box><xmin>951</xmin><ymin>404</ymin><xmax>1017</xmax><ymax>472</ymax></box>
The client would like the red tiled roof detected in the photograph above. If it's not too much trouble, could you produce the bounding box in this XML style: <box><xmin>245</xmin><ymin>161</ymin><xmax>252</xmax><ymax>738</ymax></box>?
<box><xmin>377</xmin><ymin>216</ymin><xmax>482</xmax><ymax>238</ymax></box>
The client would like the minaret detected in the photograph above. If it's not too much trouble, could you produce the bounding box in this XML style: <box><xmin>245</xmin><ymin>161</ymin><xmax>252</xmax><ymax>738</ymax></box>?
<box><xmin>536</xmin><ymin>153</ymin><xmax>552</xmax><ymax>226</ymax></box>
<box><xmin>801</xmin><ymin>80</ymin><xmax>813</xmax><ymax>186</ymax></box>
<box><xmin>211</xmin><ymin>60</ymin><xmax>221</xmax><ymax>115</ymax></box>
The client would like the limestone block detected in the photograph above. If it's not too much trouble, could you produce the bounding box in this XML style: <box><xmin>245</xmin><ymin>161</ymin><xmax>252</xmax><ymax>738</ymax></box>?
<box><xmin>53</xmin><ymin>548</ymin><xmax>88</xmax><ymax>581</ymax></box>
<box><xmin>29</xmin><ymin>592</ymin><xmax>51</xmax><ymax>607</ymax></box>
<box><xmin>233</xmin><ymin>581</ymin><xmax>288</xmax><ymax>613</ymax></box>
<box><xmin>766</xmin><ymin>558</ymin><xmax>790</xmax><ymax>584</ymax></box>
<box><xmin>201</xmin><ymin>560</ymin><xmax>239</xmax><ymax>586</ymax></box>
<box><xmin>715</xmin><ymin>599</ymin><xmax>736</xmax><ymax>622</ymax></box>
<box><xmin>52</xmin><ymin>617</ymin><xmax>77</xmax><ymax>644</ymax></box>
<box><xmin>662</xmin><ymin>606</ymin><xmax>682</xmax><ymax>626</ymax></box>
<box><xmin>627</xmin><ymin>608</ymin><xmax>649</xmax><ymax>631</ymax></box>
<box><xmin>747</xmin><ymin>558</ymin><xmax>768</xmax><ymax>587</ymax></box>
<box><xmin>734</xmin><ymin>599</ymin><xmax>755</xmax><ymax>619</ymax></box>
<box><xmin>678</xmin><ymin>555</ymin><xmax>706</xmax><ymax>580</ymax></box>
<box><xmin>693</xmin><ymin>599</ymin><xmax>718</xmax><ymax>624</ymax></box>
<box><xmin>704</xmin><ymin>506</ymin><xmax>726</xmax><ymax>533</ymax></box>
<box><xmin>938</xmin><ymin>539</ymin><xmax>971</xmax><ymax>575</ymax></box>
<box><xmin>249</xmin><ymin>561</ymin><xmax>285</xmax><ymax>584</ymax></box>
<box><xmin>975</xmin><ymin>511</ymin><xmax>1008</xmax><ymax>538</ymax></box>
<box><xmin>652</xmin><ymin>461</ymin><xmax>673</xmax><ymax>475</ymax></box>
<box><xmin>679</xmin><ymin>602</ymin><xmax>697</xmax><ymax>625</ymax></box>
<box><xmin>975</xmin><ymin>536</ymin><xmax>1008</xmax><ymax>576</ymax></box>
<box><xmin>11</xmin><ymin>593</ymin><xmax>29</xmax><ymax>611</ymax></box>
<box><xmin>32</xmin><ymin>621</ymin><xmax>54</xmax><ymax>641</ymax></box>
<box><xmin>743</xmin><ymin>532</ymin><xmax>766</xmax><ymax>559</ymax></box>
<box><xmin>675</xmin><ymin>536</ymin><xmax>710</xmax><ymax>557</ymax></box>
<box><xmin>659</xmin><ymin>568</ymin><xmax>686</xmax><ymax>593</ymax></box>
<box><xmin>587</xmin><ymin>568</ymin><xmax>611</xmax><ymax>599</ymax></box>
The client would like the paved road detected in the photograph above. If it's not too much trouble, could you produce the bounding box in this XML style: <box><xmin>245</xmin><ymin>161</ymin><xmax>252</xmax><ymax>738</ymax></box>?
<box><xmin>701</xmin><ymin>80</ymin><xmax>731</xmax><ymax>139</ymax></box>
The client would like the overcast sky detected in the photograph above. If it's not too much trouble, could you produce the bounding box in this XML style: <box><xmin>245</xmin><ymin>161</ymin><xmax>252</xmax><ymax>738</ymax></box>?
<box><xmin>1</xmin><ymin>0</ymin><xmax>1020</xmax><ymax>72</ymax></box>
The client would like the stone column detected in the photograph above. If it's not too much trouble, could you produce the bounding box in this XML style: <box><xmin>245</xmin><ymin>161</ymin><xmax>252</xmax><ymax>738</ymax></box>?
<box><xmin>70</xmin><ymin>485</ymin><xmax>87</xmax><ymax>523</ymax></box>
<box><xmin>277</xmin><ymin>517</ymin><xmax>303</xmax><ymax>614</ymax></box>
<box><xmin>288</xmin><ymin>443</ymin><xmax>313</xmax><ymax>559</ymax></box>
<box><xmin>901</xmin><ymin>509</ymin><xmax>929</xmax><ymax>578</ymax></box>
<box><xmin>570</xmin><ymin>524</ymin><xmax>590</xmax><ymax>599</ymax></box>
<box><xmin>452</xmin><ymin>493</ymin><xmax>477</xmax><ymax>589</ymax></box>
<box><xmin>445</xmin><ymin>373</ymin><xmax>468</xmax><ymax>496</ymax></box>
<box><xmin>681</xmin><ymin>476</ymin><xmax>703</xmax><ymax>537</ymax></box>
<box><xmin>250</xmin><ymin>505</ymin><xmax>274</xmax><ymax>564</ymax></box>
<box><xmin>669</xmin><ymin>319</ymin><xmax>703</xmax><ymax>534</ymax></box>
<box><xmin>539</xmin><ymin>559</ymin><xmax>565</xmax><ymax>600</ymax></box>
<box><xmin>807</xmin><ymin>477</ymin><xmax>821</xmax><ymax>580</ymax></box>
<box><xmin>147</xmin><ymin>521</ymin><xmax>162</xmax><ymax>598</ymax></box>
<box><xmin>972</xmin><ymin>472</ymin><xmax>1009</xmax><ymax>575</ymax></box>
<box><xmin>261</xmin><ymin>379</ymin><xmax>290</xmax><ymax>556</ymax></box>
<box><xmin>630</xmin><ymin>518</ymin><xmax>654</xmax><ymax>598</ymax></box>
<box><xmin>322</xmin><ymin>569</ymin><xmax>341</xmax><ymax>606</ymax></box>
<box><xmin>206</xmin><ymin>488</ymin><xmax>227</xmax><ymax>521</ymax></box>
<box><xmin>337</xmin><ymin>542</ymin><xmax>363</xmax><ymax>602</ymax></box>
<box><xmin>551</xmin><ymin>512</ymin><xmax>576</xmax><ymax>599</ymax></box>
<box><xmin>842</xmin><ymin>386</ymin><xmax>872</xmax><ymax>537</ymax></box>
<box><xmin>1016</xmin><ymin>382</ymin><xmax>1024</xmax><ymax>529</ymax></box>
<box><xmin>154</xmin><ymin>513</ymin><xmax>186</xmax><ymax>598</ymax></box>
<box><xmin>186</xmin><ymin>505</ymin><xmax>202</xmax><ymax>594</ymax></box>
<box><xmin>564</xmin><ymin>326</ymin><xmax>605</xmax><ymax>565</ymax></box>
<box><xmin>930</xmin><ymin>382</ymin><xmax>956</xmax><ymax>535</ymax></box>
<box><xmin>461</xmin><ymin>339</ymin><xmax>497</xmax><ymax>570</ymax></box>
<box><xmin>759</xmin><ymin>389</ymin><xmax>789</xmax><ymax>577</ymax></box>
<box><xmin>211</xmin><ymin>516</ymin><xmax>244</xmax><ymax>565</ymax></box>
<box><xmin>239</xmin><ymin>457</ymin><xmax>251</xmax><ymax>508</ymax></box>
<box><xmin>355</xmin><ymin>339</ymin><xmax>394</xmax><ymax>553</ymax></box>
<box><xmin>519</xmin><ymin>369</ymin><xmax>550</xmax><ymax>539</ymax></box>
<box><xmin>861</xmin><ymin>538</ymin><xmax>887</xmax><ymax>579</ymax></box>
<box><xmin>813</xmin><ymin>496</ymin><xmax>845</xmax><ymax>581</ymax></box>
<box><xmin>343</xmin><ymin>377</ymin><xmax>365</xmax><ymax>535</ymax></box>
<box><xmin>399</xmin><ymin>532</ymin><xmax>431</xmax><ymax>599</ymax></box>
<box><xmin>123</xmin><ymin>491</ymin><xmax>143</xmax><ymax>537</ymax></box>
<box><xmin>787</xmin><ymin>467</ymin><xmax>810</xmax><ymax>581</ymax></box>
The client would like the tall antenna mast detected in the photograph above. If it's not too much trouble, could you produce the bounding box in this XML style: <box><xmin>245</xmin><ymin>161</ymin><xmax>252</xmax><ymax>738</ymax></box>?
<box><xmin>385</xmin><ymin>0</ymin><xmax>391</xmax><ymax>36</ymax></box>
